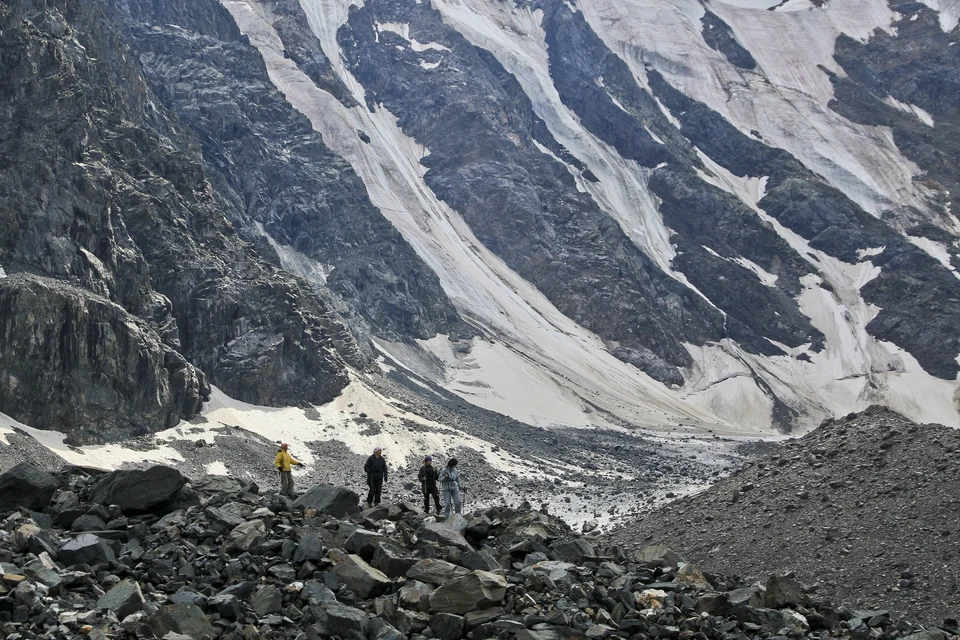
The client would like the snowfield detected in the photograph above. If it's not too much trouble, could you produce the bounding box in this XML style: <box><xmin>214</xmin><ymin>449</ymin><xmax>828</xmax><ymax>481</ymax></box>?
<box><xmin>210</xmin><ymin>0</ymin><xmax>960</xmax><ymax>435</ymax></box>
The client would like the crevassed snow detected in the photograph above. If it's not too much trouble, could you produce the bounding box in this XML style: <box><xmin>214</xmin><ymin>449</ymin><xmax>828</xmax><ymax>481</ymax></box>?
<box><xmin>214</xmin><ymin>0</ymin><xmax>960</xmax><ymax>432</ymax></box>
<box><xmin>578</xmin><ymin>0</ymin><xmax>939</xmax><ymax>222</ymax></box>
<box><xmin>223</xmin><ymin>0</ymin><xmax>761</xmax><ymax>435</ymax></box>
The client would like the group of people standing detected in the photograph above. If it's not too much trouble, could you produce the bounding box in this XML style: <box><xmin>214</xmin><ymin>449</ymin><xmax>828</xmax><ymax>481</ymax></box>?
<box><xmin>367</xmin><ymin>448</ymin><xmax>463</xmax><ymax>518</ymax></box>
<box><xmin>275</xmin><ymin>443</ymin><xmax>463</xmax><ymax>518</ymax></box>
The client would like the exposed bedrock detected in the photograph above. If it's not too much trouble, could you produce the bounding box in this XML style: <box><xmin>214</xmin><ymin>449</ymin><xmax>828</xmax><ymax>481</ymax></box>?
<box><xmin>0</xmin><ymin>275</ymin><xmax>207</xmax><ymax>445</ymax></box>
<box><xmin>0</xmin><ymin>0</ymin><xmax>371</xmax><ymax>439</ymax></box>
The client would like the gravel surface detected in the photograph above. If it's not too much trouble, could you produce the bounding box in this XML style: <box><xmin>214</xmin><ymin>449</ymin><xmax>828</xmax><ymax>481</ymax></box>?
<box><xmin>604</xmin><ymin>405</ymin><xmax>960</xmax><ymax>626</ymax></box>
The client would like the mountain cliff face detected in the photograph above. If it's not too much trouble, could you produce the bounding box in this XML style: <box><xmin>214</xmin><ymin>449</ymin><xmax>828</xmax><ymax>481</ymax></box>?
<box><xmin>1</xmin><ymin>0</ymin><xmax>959</xmax><ymax>441</ymax></box>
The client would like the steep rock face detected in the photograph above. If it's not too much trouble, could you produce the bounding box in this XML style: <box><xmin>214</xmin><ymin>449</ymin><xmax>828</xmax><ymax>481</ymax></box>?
<box><xmin>532</xmin><ymin>1</ymin><xmax>822</xmax><ymax>358</ymax></box>
<box><xmin>0</xmin><ymin>275</ymin><xmax>206</xmax><ymax>444</ymax></box>
<box><xmin>0</xmin><ymin>0</ymin><xmax>368</xmax><ymax>438</ymax></box>
<box><xmin>338</xmin><ymin>0</ymin><xmax>731</xmax><ymax>384</ymax></box>
<box><xmin>831</xmin><ymin>2</ymin><xmax>960</xmax><ymax>220</ymax></box>
<box><xmin>119</xmin><ymin>0</ymin><xmax>465</xmax><ymax>343</ymax></box>
<box><xmin>647</xmin><ymin>61</ymin><xmax>960</xmax><ymax>380</ymax></box>
<box><xmin>700</xmin><ymin>11</ymin><xmax>756</xmax><ymax>71</ymax></box>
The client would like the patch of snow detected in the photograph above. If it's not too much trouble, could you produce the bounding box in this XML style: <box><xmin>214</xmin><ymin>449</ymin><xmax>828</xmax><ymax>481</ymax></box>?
<box><xmin>205</xmin><ymin>461</ymin><xmax>230</xmax><ymax>476</ymax></box>
<box><xmin>531</xmin><ymin>140</ymin><xmax>588</xmax><ymax>192</ymax></box>
<box><xmin>906</xmin><ymin>235</ymin><xmax>959</xmax><ymax>278</ymax></box>
<box><xmin>198</xmin><ymin>381</ymin><xmax>548</xmax><ymax>475</ymax></box>
<box><xmin>579</xmin><ymin>0</ymin><xmax>938</xmax><ymax>221</ymax></box>
<box><xmin>701</xmin><ymin>245</ymin><xmax>778</xmax><ymax>287</ymax></box>
<box><xmin>857</xmin><ymin>246</ymin><xmax>886</xmax><ymax>259</ymax></box>
<box><xmin>0</xmin><ymin>410</ymin><xmax>184</xmax><ymax>470</ymax></box>
<box><xmin>0</xmin><ymin>266</ymin><xmax>6</xmax><ymax>278</ymax></box>
<box><xmin>255</xmin><ymin>223</ymin><xmax>332</xmax><ymax>285</ymax></box>
<box><xmin>916</xmin><ymin>0</ymin><xmax>960</xmax><ymax>31</ymax></box>
<box><xmin>654</xmin><ymin>96</ymin><xmax>682</xmax><ymax>129</ymax></box>
<box><xmin>883</xmin><ymin>95</ymin><xmax>936</xmax><ymax>127</ymax></box>
<box><xmin>420</xmin><ymin>60</ymin><xmax>441</xmax><ymax>70</ymax></box>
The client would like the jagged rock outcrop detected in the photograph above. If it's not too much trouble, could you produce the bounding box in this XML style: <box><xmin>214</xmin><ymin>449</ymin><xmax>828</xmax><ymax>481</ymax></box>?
<box><xmin>119</xmin><ymin>0</ymin><xmax>466</xmax><ymax>344</ymax></box>
<box><xmin>0</xmin><ymin>0</ymin><xmax>425</xmax><ymax>440</ymax></box>
<box><xmin>0</xmin><ymin>275</ymin><xmax>206</xmax><ymax>444</ymax></box>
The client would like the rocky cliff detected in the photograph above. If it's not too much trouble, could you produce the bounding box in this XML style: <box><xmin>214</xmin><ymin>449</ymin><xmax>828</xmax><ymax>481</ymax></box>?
<box><xmin>0</xmin><ymin>0</ymin><xmax>464</xmax><ymax>442</ymax></box>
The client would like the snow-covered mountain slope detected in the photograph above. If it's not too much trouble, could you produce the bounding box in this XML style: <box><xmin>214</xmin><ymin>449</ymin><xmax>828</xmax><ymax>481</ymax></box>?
<box><xmin>214</xmin><ymin>0</ymin><xmax>960</xmax><ymax>433</ymax></box>
<box><xmin>2</xmin><ymin>0</ymin><xmax>958</xmax><ymax>450</ymax></box>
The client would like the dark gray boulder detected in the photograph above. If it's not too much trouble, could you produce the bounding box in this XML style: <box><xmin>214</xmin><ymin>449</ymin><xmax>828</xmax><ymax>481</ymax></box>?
<box><xmin>70</xmin><ymin>514</ymin><xmax>107</xmax><ymax>533</ymax></box>
<box><xmin>314</xmin><ymin>601</ymin><xmax>370</xmax><ymax>638</ymax></box>
<box><xmin>59</xmin><ymin>534</ymin><xmax>116</xmax><ymax>567</ymax></box>
<box><xmin>223</xmin><ymin>520</ymin><xmax>266</xmax><ymax>555</ymax></box>
<box><xmin>333</xmin><ymin>553</ymin><xmax>392</xmax><ymax>598</ymax></box>
<box><xmin>431</xmin><ymin>612</ymin><xmax>466</xmax><ymax>640</ymax></box>
<box><xmin>0</xmin><ymin>463</ymin><xmax>57</xmax><ymax>513</ymax></box>
<box><xmin>764</xmin><ymin>574</ymin><xmax>802</xmax><ymax>609</ymax></box>
<box><xmin>146</xmin><ymin>603</ymin><xmax>216</xmax><ymax>639</ymax></box>
<box><xmin>89</xmin><ymin>465</ymin><xmax>187</xmax><ymax>513</ymax></box>
<box><xmin>250</xmin><ymin>585</ymin><xmax>282</xmax><ymax>617</ymax></box>
<box><xmin>371</xmin><ymin>540</ymin><xmax>419</xmax><ymax>578</ymax></box>
<box><xmin>293</xmin><ymin>532</ymin><xmax>323</xmax><ymax>564</ymax></box>
<box><xmin>96</xmin><ymin>578</ymin><xmax>145</xmax><ymax>619</ymax></box>
<box><xmin>207</xmin><ymin>594</ymin><xmax>242</xmax><ymax>620</ymax></box>
<box><xmin>429</xmin><ymin>570</ymin><xmax>508</xmax><ymax>614</ymax></box>
<box><xmin>292</xmin><ymin>484</ymin><xmax>360</xmax><ymax>518</ymax></box>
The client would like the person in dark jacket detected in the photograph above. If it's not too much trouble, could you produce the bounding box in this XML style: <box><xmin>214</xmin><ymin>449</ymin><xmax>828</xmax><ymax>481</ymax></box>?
<box><xmin>364</xmin><ymin>447</ymin><xmax>388</xmax><ymax>506</ymax></box>
<box><xmin>417</xmin><ymin>455</ymin><xmax>442</xmax><ymax>514</ymax></box>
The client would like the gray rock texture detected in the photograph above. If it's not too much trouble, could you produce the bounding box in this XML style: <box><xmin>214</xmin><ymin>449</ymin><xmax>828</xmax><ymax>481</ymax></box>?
<box><xmin>0</xmin><ymin>276</ymin><xmax>206</xmax><ymax>444</ymax></box>
<box><xmin>0</xmin><ymin>462</ymin><xmax>58</xmax><ymax>512</ymax></box>
<box><xmin>89</xmin><ymin>465</ymin><xmax>187</xmax><ymax>514</ymax></box>
<box><xmin>0</xmin><ymin>0</ymin><xmax>387</xmax><ymax>442</ymax></box>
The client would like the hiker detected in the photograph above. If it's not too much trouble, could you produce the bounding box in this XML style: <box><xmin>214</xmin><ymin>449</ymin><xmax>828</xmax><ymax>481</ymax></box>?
<box><xmin>364</xmin><ymin>446</ymin><xmax>388</xmax><ymax>506</ymax></box>
<box><xmin>274</xmin><ymin>443</ymin><xmax>302</xmax><ymax>497</ymax></box>
<box><xmin>438</xmin><ymin>457</ymin><xmax>462</xmax><ymax>518</ymax></box>
<box><xmin>417</xmin><ymin>455</ymin><xmax>442</xmax><ymax>514</ymax></box>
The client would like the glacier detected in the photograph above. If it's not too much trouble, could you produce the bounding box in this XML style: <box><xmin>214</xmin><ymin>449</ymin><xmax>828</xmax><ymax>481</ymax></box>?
<box><xmin>212</xmin><ymin>0</ymin><xmax>960</xmax><ymax>435</ymax></box>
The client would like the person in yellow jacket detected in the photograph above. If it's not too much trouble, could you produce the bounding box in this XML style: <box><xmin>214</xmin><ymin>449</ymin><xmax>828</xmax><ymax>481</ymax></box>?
<box><xmin>274</xmin><ymin>443</ymin><xmax>302</xmax><ymax>497</ymax></box>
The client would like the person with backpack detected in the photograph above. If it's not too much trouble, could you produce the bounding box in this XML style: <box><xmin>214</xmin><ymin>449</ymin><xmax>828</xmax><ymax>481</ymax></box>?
<box><xmin>364</xmin><ymin>447</ymin><xmax>388</xmax><ymax>506</ymax></box>
<box><xmin>438</xmin><ymin>458</ymin><xmax>462</xmax><ymax>518</ymax></box>
<box><xmin>274</xmin><ymin>443</ymin><xmax>302</xmax><ymax>497</ymax></box>
<box><xmin>417</xmin><ymin>455</ymin><xmax>442</xmax><ymax>514</ymax></box>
